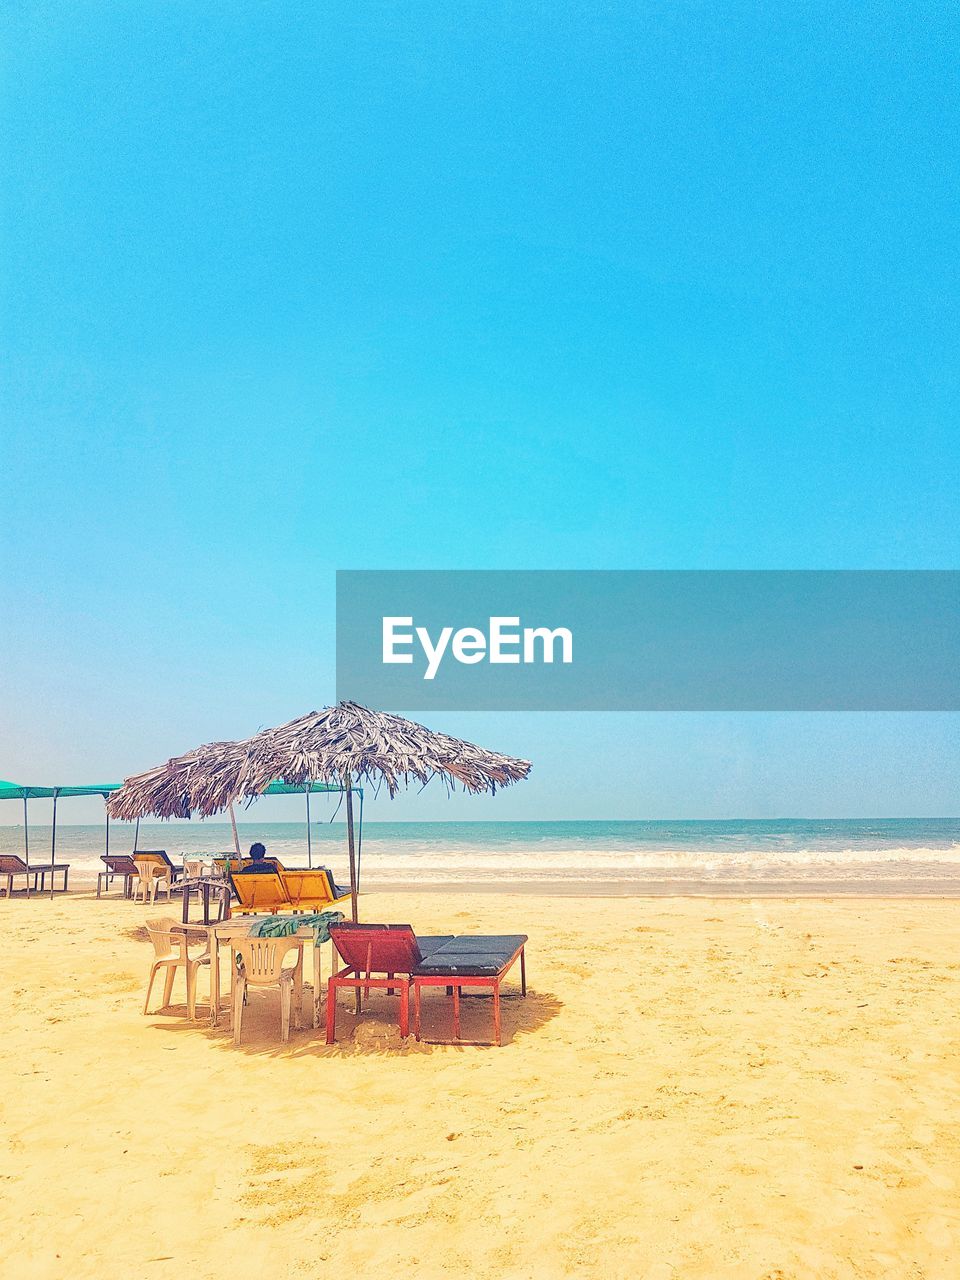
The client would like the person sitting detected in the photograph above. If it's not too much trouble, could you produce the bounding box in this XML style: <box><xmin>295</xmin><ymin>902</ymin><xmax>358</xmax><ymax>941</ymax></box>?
<box><xmin>237</xmin><ymin>841</ymin><xmax>282</xmax><ymax>874</ymax></box>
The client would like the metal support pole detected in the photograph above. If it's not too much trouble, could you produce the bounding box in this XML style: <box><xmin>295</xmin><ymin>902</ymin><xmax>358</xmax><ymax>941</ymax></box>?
<box><xmin>345</xmin><ymin>780</ymin><xmax>358</xmax><ymax>923</ymax></box>
<box><xmin>345</xmin><ymin>778</ymin><xmax>359</xmax><ymax>1013</ymax></box>
<box><xmin>23</xmin><ymin>795</ymin><xmax>30</xmax><ymax>899</ymax></box>
<box><xmin>306</xmin><ymin>787</ymin><xmax>312</xmax><ymax>868</ymax></box>
<box><xmin>133</xmin><ymin>816</ymin><xmax>140</xmax><ymax>853</ymax></box>
<box><xmin>50</xmin><ymin>789</ymin><xmax>58</xmax><ymax>899</ymax></box>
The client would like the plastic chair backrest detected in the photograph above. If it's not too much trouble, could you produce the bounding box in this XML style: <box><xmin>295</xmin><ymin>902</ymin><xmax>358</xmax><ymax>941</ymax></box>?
<box><xmin>134</xmin><ymin>854</ymin><xmax>169</xmax><ymax>882</ymax></box>
<box><xmin>234</xmin><ymin>935</ymin><xmax>302</xmax><ymax>985</ymax></box>
<box><xmin>329</xmin><ymin>923</ymin><xmax>423</xmax><ymax>973</ymax></box>
<box><xmin>145</xmin><ymin>917</ymin><xmax>180</xmax><ymax>960</ymax></box>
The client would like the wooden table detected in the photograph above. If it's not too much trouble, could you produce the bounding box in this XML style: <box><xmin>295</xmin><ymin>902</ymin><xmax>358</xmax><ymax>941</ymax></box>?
<box><xmin>179</xmin><ymin>876</ymin><xmax>232</xmax><ymax>925</ymax></box>
<box><xmin>171</xmin><ymin>917</ymin><xmax>337</xmax><ymax>1031</ymax></box>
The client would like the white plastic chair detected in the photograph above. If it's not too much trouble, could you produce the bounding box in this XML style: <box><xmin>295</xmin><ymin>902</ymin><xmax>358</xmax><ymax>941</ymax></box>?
<box><xmin>231</xmin><ymin>935</ymin><xmax>304</xmax><ymax>1046</ymax></box>
<box><xmin>133</xmin><ymin>856</ymin><xmax>172</xmax><ymax>904</ymax></box>
<box><xmin>143</xmin><ymin>918</ymin><xmax>210</xmax><ymax>1020</ymax></box>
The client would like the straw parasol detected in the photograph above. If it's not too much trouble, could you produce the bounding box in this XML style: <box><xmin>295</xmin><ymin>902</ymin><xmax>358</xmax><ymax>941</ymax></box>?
<box><xmin>108</xmin><ymin>701</ymin><xmax>532</xmax><ymax>921</ymax></box>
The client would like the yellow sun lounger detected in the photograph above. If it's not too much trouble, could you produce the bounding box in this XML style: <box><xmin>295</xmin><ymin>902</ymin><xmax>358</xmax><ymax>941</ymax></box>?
<box><xmin>228</xmin><ymin>866</ymin><xmax>351</xmax><ymax>915</ymax></box>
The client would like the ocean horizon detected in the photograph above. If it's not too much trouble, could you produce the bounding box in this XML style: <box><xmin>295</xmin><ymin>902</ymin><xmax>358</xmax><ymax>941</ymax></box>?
<box><xmin>5</xmin><ymin>817</ymin><xmax>960</xmax><ymax>886</ymax></box>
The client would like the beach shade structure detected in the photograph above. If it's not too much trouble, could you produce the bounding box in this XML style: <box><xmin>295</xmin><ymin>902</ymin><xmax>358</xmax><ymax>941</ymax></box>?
<box><xmin>107</xmin><ymin>701</ymin><xmax>532</xmax><ymax>924</ymax></box>
<box><xmin>0</xmin><ymin>778</ymin><xmax>120</xmax><ymax>899</ymax></box>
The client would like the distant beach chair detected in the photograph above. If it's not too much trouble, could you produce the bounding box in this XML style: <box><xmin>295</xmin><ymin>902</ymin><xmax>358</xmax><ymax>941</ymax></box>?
<box><xmin>182</xmin><ymin>856</ymin><xmax>212</xmax><ymax>881</ymax></box>
<box><xmin>231</xmin><ymin>934</ymin><xmax>305</xmax><ymax>1045</ymax></box>
<box><xmin>97</xmin><ymin>854</ymin><xmax>138</xmax><ymax>898</ymax></box>
<box><xmin>142</xmin><ymin>918</ymin><xmax>210</xmax><ymax>1020</ymax></box>
<box><xmin>132</xmin><ymin>852</ymin><xmax>179</xmax><ymax>904</ymax></box>
<box><xmin>0</xmin><ymin>854</ymin><xmax>70</xmax><ymax>897</ymax></box>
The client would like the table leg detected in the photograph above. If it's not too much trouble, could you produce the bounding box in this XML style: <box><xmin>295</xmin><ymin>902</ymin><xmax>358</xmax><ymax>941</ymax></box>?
<box><xmin>210</xmin><ymin>932</ymin><xmax>221</xmax><ymax>1028</ymax></box>
<box><xmin>313</xmin><ymin>942</ymin><xmax>322</xmax><ymax>1029</ymax></box>
<box><xmin>181</xmin><ymin>883</ymin><xmax>190</xmax><ymax>925</ymax></box>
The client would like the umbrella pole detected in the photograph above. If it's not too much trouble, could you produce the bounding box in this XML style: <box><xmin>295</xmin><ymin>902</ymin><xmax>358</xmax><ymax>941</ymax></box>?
<box><xmin>306</xmin><ymin>788</ymin><xmax>312</xmax><ymax>868</ymax></box>
<box><xmin>23</xmin><ymin>795</ymin><xmax>30</xmax><ymax>899</ymax></box>
<box><xmin>229</xmin><ymin>802</ymin><xmax>241</xmax><ymax>856</ymax></box>
<box><xmin>133</xmin><ymin>816</ymin><xmax>140</xmax><ymax>853</ymax></box>
<box><xmin>345</xmin><ymin>780</ymin><xmax>358</xmax><ymax>923</ymax></box>
<box><xmin>345</xmin><ymin>778</ymin><xmax>359</xmax><ymax>1014</ymax></box>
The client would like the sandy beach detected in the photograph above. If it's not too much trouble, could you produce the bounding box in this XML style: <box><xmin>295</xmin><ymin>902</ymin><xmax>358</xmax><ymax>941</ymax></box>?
<box><xmin>1</xmin><ymin>889</ymin><xmax>958</xmax><ymax>1279</ymax></box>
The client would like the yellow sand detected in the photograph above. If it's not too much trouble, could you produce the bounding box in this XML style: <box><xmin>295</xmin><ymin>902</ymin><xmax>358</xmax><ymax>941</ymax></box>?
<box><xmin>2</xmin><ymin>891</ymin><xmax>959</xmax><ymax>1280</ymax></box>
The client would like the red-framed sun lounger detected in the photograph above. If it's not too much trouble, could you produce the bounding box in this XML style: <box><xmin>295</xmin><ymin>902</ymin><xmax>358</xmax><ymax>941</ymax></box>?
<box><xmin>412</xmin><ymin>934</ymin><xmax>527</xmax><ymax>1046</ymax></box>
<box><xmin>325</xmin><ymin>924</ymin><xmax>455</xmax><ymax>1042</ymax></box>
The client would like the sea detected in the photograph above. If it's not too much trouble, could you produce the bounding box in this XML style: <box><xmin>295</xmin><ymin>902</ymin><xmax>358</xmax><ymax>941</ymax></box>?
<box><xmin>3</xmin><ymin>818</ymin><xmax>960</xmax><ymax>891</ymax></box>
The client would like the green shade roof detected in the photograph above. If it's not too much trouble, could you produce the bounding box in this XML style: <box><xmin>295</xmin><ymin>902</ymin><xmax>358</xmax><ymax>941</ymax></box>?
<box><xmin>261</xmin><ymin>780</ymin><xmax>350</xmax><ymax>796</ymax></box>
<box><xmin>0</xmin><ymin>778</ymin><xmax>355</xmax><ymax>803</ymax></box>
<box><xmin>0</xmin><ymin>781</ymin><xmax>120</xmax><ymax>802</ymax></box>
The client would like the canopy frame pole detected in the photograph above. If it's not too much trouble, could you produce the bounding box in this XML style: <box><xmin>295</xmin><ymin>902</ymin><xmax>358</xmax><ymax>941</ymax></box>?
<box><xmin>23</xmin><ymin>794</ymin><xmax>30</xmax><ymax>899</ymax></box>
<box><xmin>133</xmin><ymin>816</ymin><xmax>140</xmax><ymax>853</ymax></box>
<box><xmin>50</xmin><ymin>789</ymin><xmax>59</xmax><ymax>899</ymax></box>
<box><xmin>306</xmin><ymin>788</ymin><xmax>312</xmax><ymax>868</ymax></box>
<box><xmin>104</xmin><ymin>801</ymin><xmax>110</xmax><ymax>858</ymax></box>
<box><xmin>356</xmin><ymin>788</ymin><xmax>364</xmax><ymax>891</ymax></box>
<box><xmin>228</xmin><ymin>802</ymin><xmax>241</xmax><ymax>856</ymax></box>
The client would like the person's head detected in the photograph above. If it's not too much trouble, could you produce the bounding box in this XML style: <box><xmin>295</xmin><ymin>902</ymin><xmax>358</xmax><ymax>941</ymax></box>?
<box><xmin>248</xmin><ymin>841</ymin><xmax>266</xmax><ymax>860</ymax></box>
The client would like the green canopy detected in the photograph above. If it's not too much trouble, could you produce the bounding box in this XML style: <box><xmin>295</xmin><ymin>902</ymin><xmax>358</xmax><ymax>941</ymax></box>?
<box><xmin>0</xmin><ymin>780</ymin><xmax>120</xmax><ymax>802</ymax></box>
<box><xmin>0</xmin><ymin>776</ymin><xmax>358</xmax><ymax>897</ymax></box>
<box><xmin>0</xmin><ymin>779</ymin><xmax>350</xmax><ymax>802</ymax></box>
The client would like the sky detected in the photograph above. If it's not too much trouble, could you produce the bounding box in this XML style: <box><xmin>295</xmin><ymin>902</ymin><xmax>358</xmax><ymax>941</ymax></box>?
<box><xmin>1</xmin><ymin>3</ymin><xmax>958</xmax><ymax>824</ymax></box>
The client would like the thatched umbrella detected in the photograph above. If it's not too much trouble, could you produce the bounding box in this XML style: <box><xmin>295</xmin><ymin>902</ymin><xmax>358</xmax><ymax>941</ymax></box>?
<box><xmin>108</xmin><ymin>701</ymin><xmax>532</xmax><ymax>921</ymax></box>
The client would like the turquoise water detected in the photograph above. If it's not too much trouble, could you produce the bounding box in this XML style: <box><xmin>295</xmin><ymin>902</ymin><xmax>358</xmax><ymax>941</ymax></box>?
<box><xmin>3</xmin><ymin>818</ymin><xmax>960</xmax><ymax>885</ymax></box>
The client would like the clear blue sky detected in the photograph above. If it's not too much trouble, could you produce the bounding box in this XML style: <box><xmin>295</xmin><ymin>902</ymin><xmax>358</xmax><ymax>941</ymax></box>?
<box><xmin>2</xmin><ymin>4</ymin><xmax>958</xmax><ymax>824</ymax></box>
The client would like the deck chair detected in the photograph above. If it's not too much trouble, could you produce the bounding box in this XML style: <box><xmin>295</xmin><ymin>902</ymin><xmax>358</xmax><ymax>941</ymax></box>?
<box><xmin>326</xmin><ymin>923</ymin><xmax>455</xmax><ymax>1042</ymax></box>
<box><xmin>281</xmin><ymin>868</ymin><xmax>351</xmax><ymax>911</ymax></box>
<box><xmin>231</xmin><ymin>935</ymin><xmax>304</xmax><ymax>1045</ymax></box>
<box><xmin>411</xmin><ymin>934</ymin><xmax>528</xmax><ymax>1046</ymax></box>
<box><xmin>228</xmin><ymin>867</ymin><xmax>292</xmax><ymax>914</ymax></box>
<box><xmin>0</xmin><ymin>854</ymin><xmax>70</xmax><ymax>896</ymax></box>
<box><xmin>97</xmin><ymin>854</ymin><xmax>138</xmax><ymax>898</ymax></box>
<box><xmin>143</xmin><ymin>918</ymin><xmax>210</xmax><ymax>1020</ymax></box>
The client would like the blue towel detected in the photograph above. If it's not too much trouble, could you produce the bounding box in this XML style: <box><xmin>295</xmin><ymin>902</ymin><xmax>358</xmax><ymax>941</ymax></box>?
<box><xmin>248</xmin><ymin>911</ymin><xmax>345</xmax><ymax>946</ymax></box>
